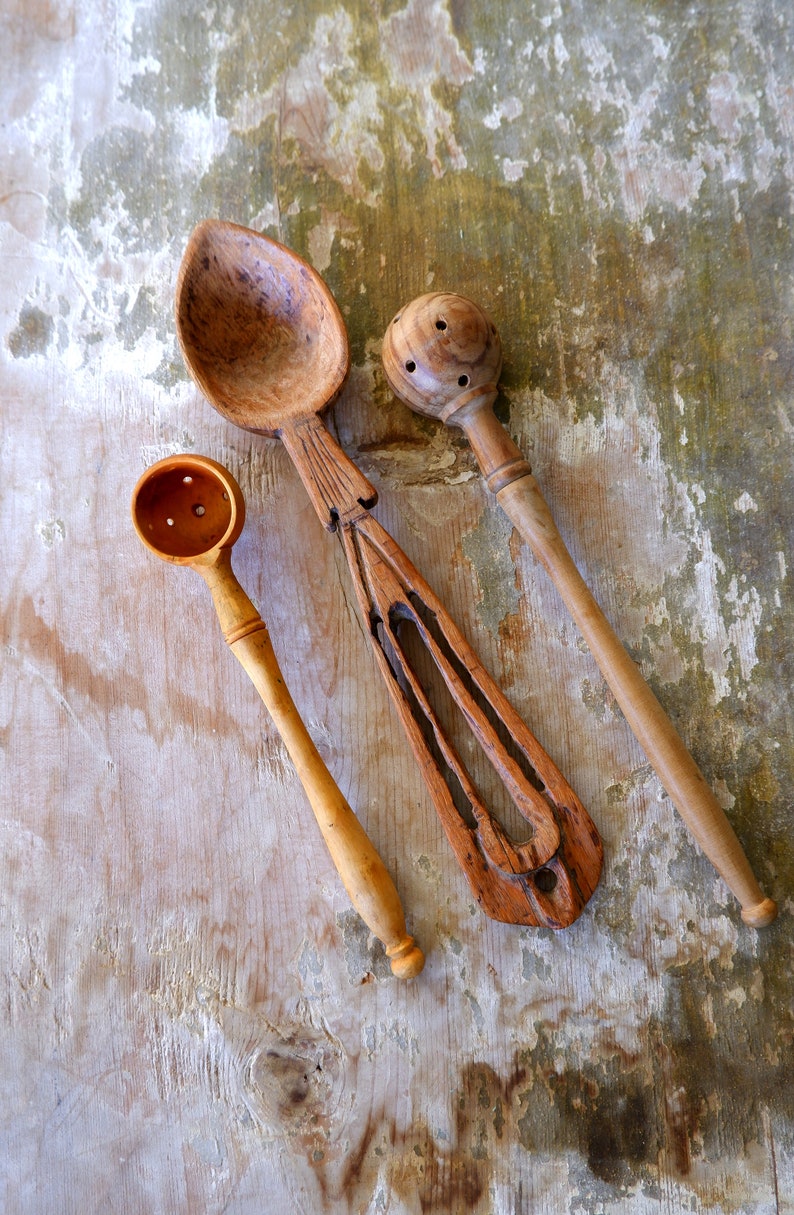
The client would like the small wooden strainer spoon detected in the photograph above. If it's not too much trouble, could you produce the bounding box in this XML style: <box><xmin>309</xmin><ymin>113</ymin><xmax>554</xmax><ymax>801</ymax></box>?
<box><xmin>132</xmin><ymin>453</ymin><xmax>425</xmax><ymax>977</ymax></box>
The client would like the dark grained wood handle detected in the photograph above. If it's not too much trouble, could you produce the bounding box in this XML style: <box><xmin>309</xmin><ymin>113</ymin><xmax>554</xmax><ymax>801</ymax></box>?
<box><xmin>279</xmin><ymin>414</ymin><xmax>378</xmax><ymax>529</ymax></box>
<box><xmin>267</xmin><ymin>414</ymin><xmax>602</xmax><ymax>926</ymax></box>
<box><xmin>339</xmin><ymin>513</ymin><xmax>603</xmax><ymax>930</ymax></box>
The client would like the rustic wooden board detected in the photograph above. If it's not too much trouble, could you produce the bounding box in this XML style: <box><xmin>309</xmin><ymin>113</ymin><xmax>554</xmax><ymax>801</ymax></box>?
<box><xmin>1</xmin><ymin>1</ymin><xmax>791</xmax><ymax>1211</ymax></box>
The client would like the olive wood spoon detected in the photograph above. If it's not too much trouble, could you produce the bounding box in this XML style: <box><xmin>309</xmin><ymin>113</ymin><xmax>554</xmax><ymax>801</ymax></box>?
<box><xmin>131</xmin><ymin>453</ymin><xmax>424</xmax><ymax>977</ymax></box>
<box><xmin>174</xmin><ymin>221</ymin><xmax>603</xmax><ymax>930</ymax></box>
<box><xmin>382</xmin><ymin>291</ymin><xmax>777</xmax><ymax>928</ymax></box>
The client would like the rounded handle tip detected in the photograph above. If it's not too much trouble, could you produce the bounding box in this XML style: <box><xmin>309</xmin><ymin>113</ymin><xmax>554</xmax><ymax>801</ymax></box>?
<box><xmin>740</xmin><ymin>896</ymin><xmax>777</xmax><ymax>928</ymax></box>
<box><xmin>387</xmin><ymin>936</ymin><xmax>425</xmax><ymax>979</ymax></box>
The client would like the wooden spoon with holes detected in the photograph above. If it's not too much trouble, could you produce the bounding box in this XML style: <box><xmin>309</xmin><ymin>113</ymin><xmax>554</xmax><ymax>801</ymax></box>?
<box><xmin>132</xmin><ymin>453</ymin><xmax>425</xmax><ymax>977</ymax></box>
<box><xmin>382</xmin><ymin>291</ymin><xmax>776</xmax><ymax>928</ymax></box>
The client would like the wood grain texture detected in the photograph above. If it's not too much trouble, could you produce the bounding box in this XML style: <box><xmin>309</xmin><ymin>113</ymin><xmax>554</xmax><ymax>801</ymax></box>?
<box><xmin>1</xmin><ymin>1</ymin><xmax>791</xmax><ymax>1212</ymax></box>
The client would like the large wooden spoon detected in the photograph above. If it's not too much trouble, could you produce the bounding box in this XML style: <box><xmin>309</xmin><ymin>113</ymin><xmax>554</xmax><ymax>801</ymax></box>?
<box><xmin>175</xmin><ymin>221</ymin><xmax>603</xmax><ymax>930</ymax></box>
<box><xmin>132</xmin><ymin>453</ymin><xmax>424</xmax><ymax>977</ymax></box>
<box><xmin>175</xmin><ymin>219</ymin><xmax>376</xmax><ymax>526</ymax></box>
<box><xmin>382</xmin><ymin>291</ymin><xmax>777</xmax><ymax>928</ymax></box>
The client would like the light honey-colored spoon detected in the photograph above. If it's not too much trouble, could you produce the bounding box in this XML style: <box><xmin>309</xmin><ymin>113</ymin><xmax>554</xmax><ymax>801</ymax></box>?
<box><xmin>131</xmin><ymin>453</ymin><xmax>424</xmax><ymax>977</ymax></box>
<box><xmin>382</xmin><ymin>291</ymin><xmax>777</xmax><ymax>928</ymax></box>
<box><xmin>174</xmin><ymin>221</ymin><xmax>604</xmax><ymax>931</ymax></box>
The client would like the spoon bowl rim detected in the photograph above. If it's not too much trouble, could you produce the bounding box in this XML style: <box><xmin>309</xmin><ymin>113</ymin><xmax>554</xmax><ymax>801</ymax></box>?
<box><xmin>175</xmin><ymin>219</ymin><xmax>351</xmax><ymax>436</ymax></box>
<box><xmin>131</xmin><ymin>453</ymin><xmax>245</xmax><ymax>565</ymax></box>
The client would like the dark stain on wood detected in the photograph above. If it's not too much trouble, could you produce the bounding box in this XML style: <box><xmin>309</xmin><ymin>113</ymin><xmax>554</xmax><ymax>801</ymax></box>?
<box><xmin>584</xmin><ymin>1087</ymin><xmax>654</xmax><ymax>1187</ymax></box>
<box><xmin>7</xmin><ymin>303</ymin><xmax>53</xmax><ymax>357</ymax></box>
<box><xmin>243</xmin><ymin>983</ymin><xmax>793</xmax><ymax>1208</ymax></box>
<box><xmin>389</xmin><ymin>1117</ymin><xmax>485</xmax><ymax>1214</ymax></box>
<box><xmin>661</xmin><ymin>956</ymin><xmax>792</xmax><ymax>1164</ymax></box>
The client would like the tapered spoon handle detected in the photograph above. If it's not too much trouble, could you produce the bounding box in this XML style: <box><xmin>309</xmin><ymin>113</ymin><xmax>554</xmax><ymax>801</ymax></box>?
<box><xmin>382</xmin><ymin>292</ymin><xmax>776</xmax><ymax>927</ymax></box>
<box><xmin>198</xmin><ymin>551</ymin><xmax>425</xmax><ymax>976</ymax></box>
<box><xmin>500</xmin><ymin>472</ymin><xmax>776</xmax><ymax>925</ymax></box>
<box><xmin>461</xmin><ymin>403</ymin><xmax>776</xmax><ymax>928</ymax></box>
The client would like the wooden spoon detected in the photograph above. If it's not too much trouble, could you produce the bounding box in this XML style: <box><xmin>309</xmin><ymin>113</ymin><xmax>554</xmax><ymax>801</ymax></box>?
<box><xmin>131</xmin><ymin>453</ymin><xmax>425</xmax><ymax>977</ymax></box>
<box><xmin>175</xmin><ymin>221</ymin><xmax>603</xmax><ymax>930</ymax></box>
<box><xmin>382</xmin><ymin>291</ymin><xmax>777</xmax><ymax>928</ymax></box>
<box><xmin>175</xmin><ymin>219</ymin><xmax>376</xmax><ymax>527</ymax></box>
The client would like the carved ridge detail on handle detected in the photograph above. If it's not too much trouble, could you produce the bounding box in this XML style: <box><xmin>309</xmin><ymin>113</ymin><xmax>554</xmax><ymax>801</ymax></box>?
<box><xmin>225</xmin><ymin>616</ymin><xmax>269</xmax><ymax>646</ymax></box>
<box><xmin>484</xmin><ymin>456</ymin><xmax>532</xmax><ymax>494</ymax></box>
<box><xmin>280</xmin><ymin>415</ymin><xmax>378</xmax><ymax>530</ymax></box>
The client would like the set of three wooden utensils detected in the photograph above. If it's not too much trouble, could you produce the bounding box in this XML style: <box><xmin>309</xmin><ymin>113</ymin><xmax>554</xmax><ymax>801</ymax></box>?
<box><xmin>131</xmin><ymin>220</ymin><xmax>776</xmax><ymax>978</ymax></box>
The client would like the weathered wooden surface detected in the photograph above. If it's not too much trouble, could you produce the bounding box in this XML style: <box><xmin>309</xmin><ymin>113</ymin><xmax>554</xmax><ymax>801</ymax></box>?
<box><xmin>1</xmin><ymin>1</ymin><xmax>791</xmax><ymax>1211</ymax></box>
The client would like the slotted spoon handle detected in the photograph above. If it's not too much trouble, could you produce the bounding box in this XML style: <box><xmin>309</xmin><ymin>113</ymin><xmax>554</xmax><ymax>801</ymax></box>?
<box><xmin>278</xmin><ymin>415</ymin><xmax>603</xmax><ymax>928</ymax></box>
<box><xmin>341</xmin><ymin>512</ymin><xmax>603</xmax><ymax>928</ymax></box>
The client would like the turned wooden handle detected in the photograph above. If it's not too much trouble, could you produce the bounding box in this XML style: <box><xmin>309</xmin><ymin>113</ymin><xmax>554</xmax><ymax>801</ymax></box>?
<box><xmin>463</xmin><ymin>403</ymin><xmax>777</xmax><ymax>928</ymax></box>
<box><xmin>198</xmin><ymin>552</ymin><xmax>425</xmax><ymax>976</ymax></box>
<box><xmin>381</xmin><ymin>293</ymin><xmax>776</xmax><ymax>927</ymax></box>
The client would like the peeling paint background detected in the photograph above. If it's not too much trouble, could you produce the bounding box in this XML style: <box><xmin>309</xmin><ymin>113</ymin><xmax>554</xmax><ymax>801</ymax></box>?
<box><xmin>1</xmin><ymin>0</ymin><xmax>791</xmax><ymax>1211</ymax></box>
